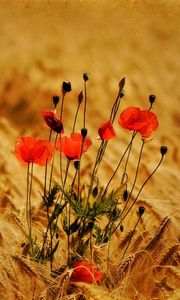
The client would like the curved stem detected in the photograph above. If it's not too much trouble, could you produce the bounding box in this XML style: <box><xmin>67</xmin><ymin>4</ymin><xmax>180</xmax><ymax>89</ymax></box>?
<box><xmin>112</xmin><ymin>155</ymin><xmax>164</xmax><ymax>235</ymax></box>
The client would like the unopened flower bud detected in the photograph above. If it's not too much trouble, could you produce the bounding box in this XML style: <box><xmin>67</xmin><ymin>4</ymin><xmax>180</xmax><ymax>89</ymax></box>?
<box><xmin>78</xmin><ymin>91</ymin><xmax>83</xmax><ymax>105</ymax></box>
<box><xmin>149</xmin><ymin>94</ymin><xmax>156</xmax><ymax>105</ymax></box>
<box><xmin>120</xmin><ymin>224</ymin><xmax>124</xmax><ymax>232</ymax></box>
<box><xmin>138</xmin><ymin>206</ymin><xmax>145</xmax><ymax>216</ymax></box>
<box><xmin>160</xmin><ymin>146</ymin><xmax>168</xmax><ymax>156</ymax></box>
<box><xmin>92</xmin><ymin>186</ymin><xmax>98</xmax><ymax>197</ymax></box>
<box><xmin>119</xmin><ymin>77</ymin><xmax>125</xmax><ymax>90</ymax></box>
<box><xmin>62</xmin><ymin>81</ymin><xmax>71</xmax><ymax>93</ymax></box>
<box><xmin>123</xmin><ymin>190</ymin><xmax>128</xmax><ymax>201</ymax></box>
<box><xmin>83</xmin><ymin>73</ymin><xmax>90</xmax><ymax>82</ymax></box>
<box><xmin>53</xmin><ymin>95</ymin><xmax>59</xmax><ymax>107</ymax></box>
<box><xmin>74</xmin><ymin>160</ymin><xmax>80</xmax><ymax>170</ymax></box>
<box><xmin>81</xmin><ymin>128</ymin><xmax>88</xmax><ymax>138</ymax></box>
<box><xmin>87</xmin><ymin>221</ymin><xmax>94</xmax><ymax>230</ymax></box>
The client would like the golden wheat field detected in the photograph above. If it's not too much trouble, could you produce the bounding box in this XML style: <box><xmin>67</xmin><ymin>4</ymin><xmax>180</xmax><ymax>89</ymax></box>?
<box><xmin>0</xmin><ymin>1</ymin><xmax>180</xmax><ymax>299</ymax></box>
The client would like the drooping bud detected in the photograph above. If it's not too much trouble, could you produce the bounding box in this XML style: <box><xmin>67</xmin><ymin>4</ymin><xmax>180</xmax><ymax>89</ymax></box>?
<box><xmin>78</xmin><ymin>91</ymin><xmax>83</xmax><ymax>105</ymax></box>
<box><xmin>74</xmin><ymin>160</ymin><xmax>80</xmax><ymax>170</ymax></box>
<box><xmin>53</xmin><ymin>95</ymin><xmax>60</xmax><ymax>107</ymax></box>
<box><xmin>149</xmin><ymin>95</ymin><xmax>156</xmax><ymax>105</ymax></box>
<box><xmin>62</xmin><ymin>81</ymin><xmax>71</xmax><ymax>94</ymax></box>
<box><xmin>138</xmin><ymin>206</ymin><xmax>145</xmax><ymax>216</ymax></box>
<box><xmin>81</xmin><ymin>128</ymin><xmax>88</xmax><ymax>138</ymax></box>
<box><xmin>123</xmin><ymin>189</ymin><xmax>128</xmax><ymax>201</ymax></box>
<box><xmin>92</xmin><ymin>186</ymin><xmax>98</xmax><ymax>197</ymax></box>
<box><xmin>160</xmin><ymin>146</ymin><xmax>168</xmax><ymax>156</ymax></box>
<box><xmin>120</xmin><ymin>224</ymin><xmax>124</xmax><ymax>232</ymax></box>
<box><xmin>83</xmin><ymin>73</ymin><xmax>90</xmax><ymax>82</ymax></box>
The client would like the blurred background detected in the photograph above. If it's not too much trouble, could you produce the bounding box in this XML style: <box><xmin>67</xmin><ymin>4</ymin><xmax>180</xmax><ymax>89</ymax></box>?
<box><xmin>0</xmin><ymin>0</ymin><xmax>179</xmax><ymax>231</ymax></box>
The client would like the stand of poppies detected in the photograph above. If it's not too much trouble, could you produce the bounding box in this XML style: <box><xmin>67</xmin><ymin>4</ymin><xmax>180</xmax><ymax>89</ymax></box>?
<box><xmin>15</xmin><ymin>75</ymin><xmax>167</xmax><ymax>284</ymax></box>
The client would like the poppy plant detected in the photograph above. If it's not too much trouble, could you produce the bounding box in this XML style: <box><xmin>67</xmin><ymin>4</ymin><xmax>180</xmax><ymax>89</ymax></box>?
<box><xmin>70</xmin><ymin>261</ymin><xmax>103</xmax><ymax>283</ymax></box>
<box><xmin>42</xmin><ymin>110</ymin><xmax>64</xmax><ymax>134</ymax></box>
<box><xmin>15</xmin><ymin>136</ymin><xmax>53</xmax><ymax>165</ymax></box>
<box><xmin>118</xmin><ymin>107</ymin><xmax>159</xmax><ymax>137</ymax></box>
<box><xmin>98</xmin><ymin>120</ymin><xmax>116</xmax><ymax>140</ymax></box>
<box><xmin>56</xmin><ymin>132</ymin><xmax>92</xmax><ymax>160</ymax></box>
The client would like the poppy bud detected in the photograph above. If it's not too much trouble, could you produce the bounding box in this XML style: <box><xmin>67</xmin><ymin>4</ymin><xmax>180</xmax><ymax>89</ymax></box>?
<box><xmin>87</xmin><ymin>221</ymin><xmax>94</xmax><ymax>230</ymax></box>
<box><xmin>119</xmin><ymin>77</ymin><xmax>125</xmax><ymax>90</ymax></box>
<box><xmin>120</xmin><ymin>224</ymin><xmax>124</xmax><ymax>232</ymax></box>
<box><xmin>120</xmin><ymin>89</ymin><xmax>125</xmax><ymax>98</ymax></box>
<box><xmin>92</xmin><ymin>186</ymin><xmax>98</xmax><ymax>197</ymax></box>
<box><xmin>149</xmin><ymin>95</ymin><xmax>156</xmax><ymax>105</ymax></box>
<box><xmin>74</xmin><ymin>160</ymin><xmax>80</xmax><ymax>170</ymax></box>
<box><xmin>160</xmin><ymin>146</ymin><xmax>168</xmax><ymax>156</ymax></box>
<box><xmin>103</xmin><ymin>236</ymin><xmax>109</xmax><ymax>243</ymax></box>
<box><xmin>83</xmin><ymin>73</ymin><xmax>90</xmax><ymax>82</ymax></box>
<box><xmin>123</xmin><ymin>190</ymin><xmax>128</xmax><ymax>201</ymax></box>
<box><xmin>138</xmin><ymin>206</ymin><xmax>145</xmax><ymax>216</ymax></box>
<box><xmin>62</xmin><ymin>81</ymin><xmax>71</xmax><ymax>93</ymax></box>
<box><xmin>81</xmin><ymin>128</ymin><xmax>88</xmax><ymax>138</ymax></box>
<box><xmin>78</xmin><ymin>91</ymin><xmax>83</xmax><ymax>105</ymax></box>
<box><xmin>53</xmin><ymin>95</ymin><xmax>59</xmax><ymax>107</ymax></box>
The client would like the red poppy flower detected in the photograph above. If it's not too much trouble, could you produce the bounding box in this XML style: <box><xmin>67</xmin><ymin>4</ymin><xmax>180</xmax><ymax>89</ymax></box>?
<box><xmin>118</xmin><ymin>107</ymin><xmax>159</xmax><ymax>137</ymax></box>
<box><xmin>98</xmin><ymin>120</ymin><xmax>116</xmax><ymax>140</ymax></box>
<box><xmin>42</xmin><ymin>110</ymin><xmax>64</xmax><ymax>134</ymax></box>
<box><xmin>70</xmin><ymin>261</ymin><xmax>103</xmax><ymax>283</ymax></box>
<box><xmin>56</xmin><ymin>132</ymin><xmax>92</xmax><ymax>160</ymax></box>
<box><xmin>15</xmin><ymin>136</ymin><xmax>53</xmax><ymax>165</ymax></box>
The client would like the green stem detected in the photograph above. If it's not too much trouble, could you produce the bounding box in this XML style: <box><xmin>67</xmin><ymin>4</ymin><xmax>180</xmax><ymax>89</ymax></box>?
<box><xmin>112</xmin><ymin>155</ymin><xmax>164</xmax><ymax>235</ymax></box>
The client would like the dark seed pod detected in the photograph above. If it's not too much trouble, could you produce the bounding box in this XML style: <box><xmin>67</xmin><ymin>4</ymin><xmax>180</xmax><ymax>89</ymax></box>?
<box><xmin>87</xmin><ymin>221</ymin><xmax>94</xmax><ymax>230</ymax></box>
<box><xmin>103</xmin><ymin>236</ymin><xmax>109</xmax><ymax>243</ymax></box>
<box><xmin>160</xmin><ymin>146</ymin><xmax>168</xmax><ymax>156</ymax></box>
<box><xmin>53</xmin><ymin>95</ymin><xmax>60</xmax><ymax>107</ymax></box>
<box><xmin>74</xmin><ymin>160</ymin><xmax>80</xmax><ymax>170</ymax></box>
<box><xmin>138</xmin><ymin>206</ymin><xmax>145</xmax><ymax>216</ymax></box>
<box><xmin>120</xmin><ymin>224</ymin><xmax>124</xmax><ymax>232</ymax></box>
<box><xmin>83</xmin><ymin>73</ymin><xmax>90</xmax><ymax>82</ymax></box>
<box><xmin>149</xmin><ymin>94</ymin><xmax>156</xmax><ymax>105</ymax></box>
<box><xmin>62</xmin><ymin>81</ymin><xmax>71</xmax><ymax>93</ymax></box>
<box><xmin>123</xmin><ymin>190</ymin><xmax>128</xmax><ymax>201</ymax></box>
<box><xmin>92</xmin><ymin>186</ymin><xmax>98</xmax><ymax>197</ymax></box>
<box><xmin>81</xmin><ymin>128</ymin><xmax>88</xmax><ymax>138</ymax></box>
